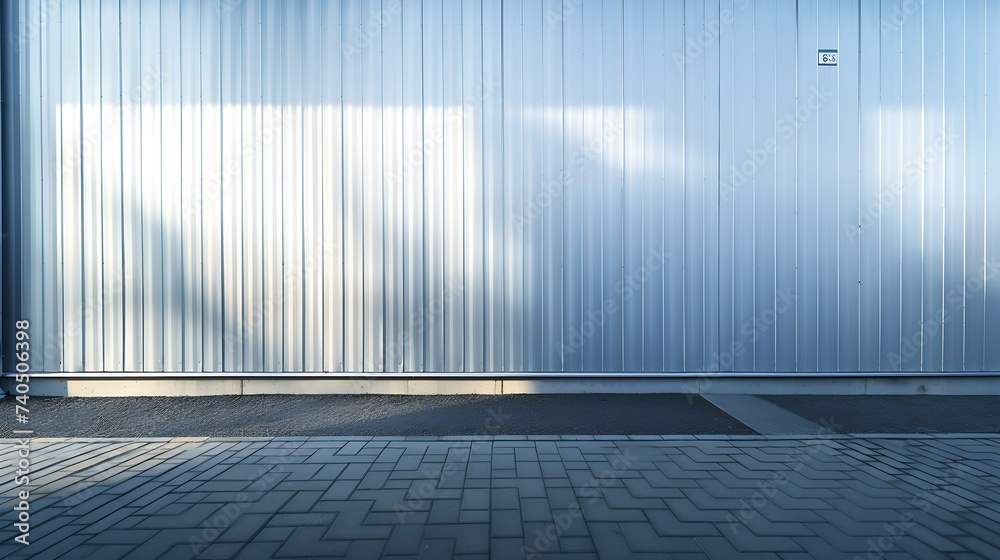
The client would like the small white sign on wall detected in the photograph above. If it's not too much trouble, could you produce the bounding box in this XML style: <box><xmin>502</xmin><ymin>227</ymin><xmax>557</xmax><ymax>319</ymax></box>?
<box><xmin>818</xmin><ymin>49</ymin><xmax>838</xmax><ymax>66</ymax></box>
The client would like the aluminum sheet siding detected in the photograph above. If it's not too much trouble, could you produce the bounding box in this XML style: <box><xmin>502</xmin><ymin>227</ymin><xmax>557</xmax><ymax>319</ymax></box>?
<box><xmin>3</xmin><ymin>0</ymin><xmax>1000</xmax><ymax>374</ymax></box>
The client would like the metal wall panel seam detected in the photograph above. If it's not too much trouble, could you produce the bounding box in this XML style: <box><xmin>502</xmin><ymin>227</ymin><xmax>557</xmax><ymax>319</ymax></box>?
<box><xmin>751</xmin><ymin>0</ymin><xmax>757</xmax><ymax>370</ymax></box>
<box><xmin>104</xmin><ymin>3</ymin><xmax>124</xmax><ymax>370</ymax></box>
<box><xmin>602</xmin><ymin>0</ymin><xmax>623</xmax><ymax>372</ymax></box>
<box><xmin>442</xmin><ymin>0</ymin><xmax>465</xmax><ymax>372</ymax></box>
<box><xmin>731</xmin><ymin>2</ymin><xmax>752</xmax><ymax>371</ymax></box>
<box><xmin>204</xmin><ymin>0</ymin><xmax>223</xmax><ymax>372</ymax></box>
<box><xmin>549</xmin><ymin>2</ymin><xmax>566</xmax><ymax>371</ymax></box>
<box><xmin>965</xmin><ymin>0</ymin><xmax>987</xmax><ymax>371</ymax></box>
<box><xmin>141</xmin><ymin>0</ymin><xmax>163</xmax><ymax>372</ymax></box>
<box><xmin>720</xmin><ymin>0</ymin><xmax>728</xmax><ymax>373</ymax></box>
<box><xmin>484</xmin><ymin>0</ymin><xmax>502</xmax><ymax>372</ymax></box>
<box><xmin>986</xmin><ymin>0</ymin><xmax>1000</xmax><ymax>370</ymax></box>
<box><xmin>334</xmin><ymin>0</ymin><xmax>345</xmax><ymax>372</ymax></box>
<box><xmin>643</xmin><ymin>0</ymin><xmax>661</xmax><ymax>371</ymax></box>
<box><xmin>878</xmin><ymin>0</ymin><xmax>901</xmax><ymax>372</ymax></box>
<box><xmin>562</xmin><ymin>0</ymin><xmax>582</xmax><ymax>373</ymax></box>
<box><xmin>680</xmin><ymin>0</ymin><xmax>686</xmax><ymax>372</ymax></box>
<box><xmin>621</xmin><ymin>0</ymin><xmax>642</xmax><ymax>371</ymax></box>
<box><xmin>27</xmin><ymin>0</ymin><xmax>43</xmax><ymax>373</ymax></box>
<box><xmin>942</xmin><ymin>0</ymin><xmax>966</xmax><ymax>371</ymax></box>
<box><xmin>769</xmin><ymin>0</ymin><xmax>778</xmax><ymax>371</ymax></box>
<box><xmin>581</xmin><ymin>0</ymin><xmax>602</xmax><ymax>371</ymax></box>
<box><xmin>816</xmin><ymin>0</ymin><xmax>839</xmax><ymax>372</ymax></box>
<box><xmin>1</xmin><ymin>0</ymin><xmax>4</xmax><ymax>374</ymax></box>
<box><xmin>318</xmin><ymin>0</ymin><xmax>326</xmax><ymax>372</ymax></box>
<box><xmin>919</xmin><ymin>0</ymin><xmax>924</xmax><ymax>371</ymax></box>
<box><xmin>797</xmin><ymin>0</ymin><xmax>821</xmax><ymax>372</ymax></box>
<box><xmin>386</xmin><ymin>0</ymin><xmax>405</xmax><ymax>373</ymax></box>
<box><xmin>463</xmin><ymin>0</ymin><xmax>485</xmax><ymax>372</ymax></box>
<box><xmin>530</xmin><ymin>0</ymin><xmax>546</xmax><ymax>372</ymax></box>
<box><xmin>900</xmin><ymin>0</ymin><xmax>924</xmax><ymax>373</ymax></box>
<box><xmin>617</xmin><ymin>1</ymin><xmax>628</xmax><ymax>370</ymax></box>
<box><xmin>775</xmin><ymin>0</ymin><xmax>798</xmax><ymax>372</ymax></box>
<box><xmin>91</xmin><ymin>3</ymin><xmax>107</xmax><ymax>370</ymax></box>
<box><xmin>702</xmin><ymin>0</ymin><xmax>720</xmax><ymax>373</ymax></box>
<box><xmin>69</xmin><ymin>0</ymin><xmax>84</xmax><ymax>371</ymax></box>
<box><xmin>540</xmin><ymin>0</ymin><xmax>562</xmax><ymax>373</ymax></box>
<box><xmin>795</xmin><ymin>0</ymin><xmax>800</xmax><ymax>372</ymax></box>
<box><xmin>687</xmin><ymin>0</ymin><xmax>707</xmax><ymax>371</ymax></box>
<box><xmin>836</xmin><ymin>0</ymin><xmax>861</xmax><ymax>372</ymax></box>
<box><xmin>115</xmin><ymin>0</ymin><xmax>125</xmax><ymax>372</ymax></box>
<box><xmin>719</xmin><ymin>0</ymin><xmax>734</xmax><ymax>372</ymax></box>
<box><xmin>857</xmin><ymin>0</ymin><xmax>862</xmax><ymax>372</ymax></box>
<box><xmin>0</xmin><ymin>0</ymin><xmax>4</xmax><ymax>374</ymax></box>
<box><xmin>362</xmin><ymin>0</ymin><xmax>384</xmax><ymax>374</ymax></box>
<box><xmin>41</xmin><ymin>0</ymin><xmax>60</xmax><ymax>372</ymax></box>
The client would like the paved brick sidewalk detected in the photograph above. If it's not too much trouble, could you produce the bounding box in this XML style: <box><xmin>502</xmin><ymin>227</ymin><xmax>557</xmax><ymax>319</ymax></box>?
<box><xmin>1</xmin><ymin>435</ymin><xmax>998</xmax><ymax>559</ymax></box>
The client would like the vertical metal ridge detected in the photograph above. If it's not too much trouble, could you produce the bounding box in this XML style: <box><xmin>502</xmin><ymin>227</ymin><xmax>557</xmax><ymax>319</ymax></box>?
<box><xmin>78</xmin><ymin>0</ymin><xmax>86</xmax><ymax>371</ymax></box>
<box><xmin>680</xmin><ymin>0</ymin><xmax>686</xmax><ymax>372</ymax></box>
<box><xmin>857</xmin><ymin>0</ymin><xmax>862</xmax><ymax>372</ymax></box>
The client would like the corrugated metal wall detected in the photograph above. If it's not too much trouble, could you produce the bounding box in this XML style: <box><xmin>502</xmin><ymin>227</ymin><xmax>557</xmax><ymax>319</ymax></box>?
<box><xmin>4</xmin><ymin>0</ymin><xmax>1000</xmax><ymax>375</ymax></box>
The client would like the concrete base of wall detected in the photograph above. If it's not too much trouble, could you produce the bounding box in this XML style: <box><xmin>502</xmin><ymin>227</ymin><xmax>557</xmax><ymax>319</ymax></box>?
<box><xmin>4</xmin><ymin>374</ymin><xmax>1000</xmax><ymax>397</ymax></box>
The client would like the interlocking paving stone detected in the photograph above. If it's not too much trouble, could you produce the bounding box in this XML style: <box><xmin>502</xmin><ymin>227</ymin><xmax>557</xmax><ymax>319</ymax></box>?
<box><xmin>695</xmin><ymin>535</ymin><xmax>783</xmax><ymax>559</ymax></box>
<box><xmin>2</xmin><ymin>435</ymin><xmax>999</xmax><ymax>558</ymax></box>
<box><xmin>490</xmin><ymin>537</ymin><xmax>523</xmax><ymax>558</ymax></box>
<box><xmin>459</xmin><ymin>509</ymin><xmax>490</xmax><ymax>523</ymax></box>
<box><xmin>733</xmin><ymin>513</ymin><xmax>815</xmax><ymax>538</ymax></box>
<box><xmin>559</xmin><ymin>536</ymin><xmax>597</xmax><ymax>552</ymax></box>
<box><xmin>579</xmin><ymin>497</ymin><xmax>648</xmax><ymax>522</ymax></box>
<box><xmin>384</xmin><ymin>524</ymin><xmax>424</xmax><ymax>556</ymax></box>
<box><xmin>618</xmin><ymin>523</ymin><xmax>703</xmax><ymax>553</ymax></box>
<box><xmin>490</xmin><ymin>509</ymin><xmax>523</xmax><ymax>537</ymax></box>
<box><xmin>276</xmin><ymin>526</ymin><xmax>351</xmax><ymax>557</ymax></box>
<box><xmin>428</xmin><ymin>499</ymin><xmax>462</xmax><ymax>524</ymax></box>
<box><xmin>645</xmin><ymin>508</ymin><xmax>720</xmax><ymax>537</ymax></box>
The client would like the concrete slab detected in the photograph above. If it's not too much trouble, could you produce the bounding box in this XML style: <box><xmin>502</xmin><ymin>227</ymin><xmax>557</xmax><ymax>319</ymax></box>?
<box><xmin>702</xmin><ymin>394</ymin><xmax>825</xmax><ymax>435</ymax></box>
